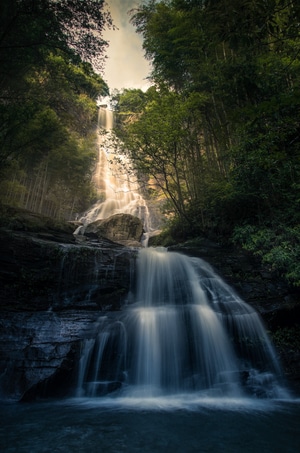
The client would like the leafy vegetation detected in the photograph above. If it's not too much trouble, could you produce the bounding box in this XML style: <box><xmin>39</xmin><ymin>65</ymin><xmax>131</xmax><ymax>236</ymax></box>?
<box><xmin>0</xmin><ymin>0</ymin><xmax>110</xmax><ymax>219</ymax></box>
<box><xmin>111</xmin><ymin>0</ymin><xmax>300</xmax><ymax>286</ymax></box>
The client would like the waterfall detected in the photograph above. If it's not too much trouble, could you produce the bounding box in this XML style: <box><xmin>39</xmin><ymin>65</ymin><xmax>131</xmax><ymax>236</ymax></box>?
<box><xmin>76</xmin><ymin>105</ymin><xmax>155</xmax><ymax>245</ymax></box>
<box><xmin>74</xmin><ymin>104</ymin><xmax>288</xmax><ymax>403</ymax></box>
<box><xmin>77</xmin><ymin>247</ymin><xmax>288</xmax><ymax>401</ymax></box>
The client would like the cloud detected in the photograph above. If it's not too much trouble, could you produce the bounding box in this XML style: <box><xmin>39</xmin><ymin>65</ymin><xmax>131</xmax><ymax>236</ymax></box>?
<box><xmin>103</xmin><ymin>0</ymin><xmax>151</xmax><ymax>91</ymax></box>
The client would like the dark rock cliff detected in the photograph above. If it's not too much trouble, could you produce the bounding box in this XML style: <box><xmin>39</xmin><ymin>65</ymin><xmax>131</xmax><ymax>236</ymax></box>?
<box><xmin>0</xmin><ymin>228</ymin><xmax>137</xmax><ymax>312</ymax></box>
<box><xmin>0</xmin><ymin>205</ymin><xmax>139</xmax><ymax>312</ymax></box>
<box><xmin>0</xmin><ymin>206</ymin><xmax>138</xmax><ymax>401</ymax></box>
<box><xmin>0</xmin><ymin>206</ymin><xmax>299</xmax><ymax>400</ymax></box>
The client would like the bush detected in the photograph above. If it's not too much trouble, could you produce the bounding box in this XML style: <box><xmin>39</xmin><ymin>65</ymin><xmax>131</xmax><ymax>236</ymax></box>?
<box><xmin>233</xmin><ymin>224</ymin><xmax>300</xmax><ymax>286</ymax></box>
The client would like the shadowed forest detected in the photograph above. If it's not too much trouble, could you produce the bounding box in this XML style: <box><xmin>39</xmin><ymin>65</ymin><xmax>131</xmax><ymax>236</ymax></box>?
<box><xmin>1</xmin><ymin>0</ymin><xmax>300</xmax><ymax>288</ymax></box>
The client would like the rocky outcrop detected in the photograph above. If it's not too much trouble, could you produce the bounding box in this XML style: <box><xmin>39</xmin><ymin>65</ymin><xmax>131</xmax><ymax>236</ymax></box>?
<box><xmin>0</xmin><ymin>310</ymin><xmax>105</xmax><ymax>401</ymax></box>
<box><xmin>0</xmin><ymin>206</ymin><xmax>140</xmax><ymax>312</ymax></box>
<box><xmin>0</xmin><ymin>206</ymin><xmax>299</xmax><ymax>400</ymax></box>
<box><xmin>0</xmin><ymin>208</ymin><xmax>140</xmax><ymax>400</ymax></box>
<box><xmin>83</xmin><ymin>213</ymin><xmax>144</xmax><ymax>247</ymax></box>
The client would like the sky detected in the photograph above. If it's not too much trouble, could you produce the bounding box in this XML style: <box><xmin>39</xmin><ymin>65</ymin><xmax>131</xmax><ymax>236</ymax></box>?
<box><xmin>102</xmin><ymin>0</ymin><xmax>151</xmax><ymax>92</ymax></box>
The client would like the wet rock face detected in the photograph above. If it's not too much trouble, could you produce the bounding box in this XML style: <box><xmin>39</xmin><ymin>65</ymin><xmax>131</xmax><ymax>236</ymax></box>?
<box><xmin>0</xmin><ymin>209</ymin><xmax>140</xmax><ymax>401</ymax></box>
<box><xmin>0</xmin><ymin>311</ymin><xmax>102</xmax><ymax>401</ymax></box>
<box><xmin>0</xmin><ymin>228</ymin><xmax>137</xmax><ymax>312</ymax></box>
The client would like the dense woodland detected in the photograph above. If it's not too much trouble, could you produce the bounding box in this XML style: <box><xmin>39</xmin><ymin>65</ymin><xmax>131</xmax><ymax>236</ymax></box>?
<box><xmin>0</xmin><ymin>0</ymin><xmax>110</xmax><ymax>219</ymax></box>
<box><xmin>111</xmin><ymin>0</ymin><xmax>300</xmax><ymax>287</ymax></box>
<box><xmin>1</xmin><ymin>0</ymin><xmax>300</xmax><ymax>288</ymax></box>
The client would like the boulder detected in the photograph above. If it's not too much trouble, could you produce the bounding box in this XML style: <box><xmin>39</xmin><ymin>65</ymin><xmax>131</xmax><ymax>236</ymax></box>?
<box><xmin>84</xmin><ymin>213</ymin><xmax>144</xmax><ymax>247</ymax></box>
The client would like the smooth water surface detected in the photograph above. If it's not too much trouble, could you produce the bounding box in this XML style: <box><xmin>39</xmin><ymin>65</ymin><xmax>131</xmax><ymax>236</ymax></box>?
<box><xmin>0</xmin><ymin>398</ymin><xmax>299</xmax><ymax>452</ymax></box>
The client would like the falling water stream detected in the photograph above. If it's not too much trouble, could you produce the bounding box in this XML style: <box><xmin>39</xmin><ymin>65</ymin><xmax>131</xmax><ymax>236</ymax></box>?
<box><xmin>73</xmin><ymin>110</ymin><xmax>289</xmax><ymax>401</ymax></box>
<box><xmin>2</xmin><ymin>106</ymin><xmax>299</xmax><ymax>452</ymax></box>
<box><xmin>76</xmin><ymin>247</ymin><xmax>288</xmax><ymax>403</ymax></box>
<box><xmin>75</xmin><ymin>106</ymin><xmax>154</xmax><ymax>245</ymax></box>
<box><xmin>71</xmin><ymin>113</ymin><xmax>289</xmax><ymax>402</ymax></box>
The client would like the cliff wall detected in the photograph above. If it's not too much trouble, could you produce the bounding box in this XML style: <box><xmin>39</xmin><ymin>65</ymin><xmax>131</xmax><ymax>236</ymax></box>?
<box><xmin>0</xmin><ymin>206</ymin><xmax>299</xmax><ymax>400</ymax></box>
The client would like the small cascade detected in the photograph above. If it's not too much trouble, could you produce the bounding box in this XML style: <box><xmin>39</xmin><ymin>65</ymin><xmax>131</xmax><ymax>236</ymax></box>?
<box><xmin>76</xmin><ymin>105</ymin><xmax>156</xmax><ymax>246</ymax></box>
<box><xmin>77</xmin><ymin>316</ymin><xmax>128</xmax><ymax>397</ymax></box>
<box><xmin>76</xmin><ymin>247</ymin><xmax>288</xmax><ymax>400</ymax></box>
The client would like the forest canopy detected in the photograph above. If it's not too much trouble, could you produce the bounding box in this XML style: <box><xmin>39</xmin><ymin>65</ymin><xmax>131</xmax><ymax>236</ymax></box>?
<box><xmin>112</xmin><ymin>0</ymin><xmax>300</xmax><ymax>286</ymax></box>
<box><xmin>0</xmin><ymin>0</ymin><xmax>110</xmax><ymax>218</ymax></box>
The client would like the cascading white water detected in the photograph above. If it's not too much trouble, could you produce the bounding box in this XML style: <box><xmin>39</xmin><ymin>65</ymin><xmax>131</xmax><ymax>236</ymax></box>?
<box><xmin>74</xmin><ymin>104</ymin><xmax>288</xmax><ymax>403</ymax></box>
<box><xmin>77</xmin><ymin>106</ymin><xmax>154</xmax><ymax>245</ymax></box>
<box><xmin>77</xmin><ymin>247</ymin><xmax>288</xmax><ymax>401</ymax></box>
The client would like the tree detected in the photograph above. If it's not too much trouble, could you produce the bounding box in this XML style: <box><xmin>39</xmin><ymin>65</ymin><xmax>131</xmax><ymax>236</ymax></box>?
<box><xmin>114</xmin><ymin>87</ymin><xmax>224</xmax><ymax>231</ymax></box>
<box><xmin>0</xmin><ymin>0</ymin><xmax>110</xmax><ymax>167</ymax></box>
<box><xmin>0</xmin><ymin>0</ymin><xmax>111</xmax><ymax>75</ymax></box>
<box><xmin>125</xmin><ymin>0</ymin><xmax>300</xmax><ymax>279</ymax></box>
<box><xmin>0</xmin><ymin>0</ymin><xmax>110</xmax><ymax>218</ymax></box>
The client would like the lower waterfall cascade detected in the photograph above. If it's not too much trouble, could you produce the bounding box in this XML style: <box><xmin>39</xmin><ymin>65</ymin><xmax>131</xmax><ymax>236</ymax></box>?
<box><xmin>76</xmin><ymin>247</ymin><xmax>289</xmax><ymax>402</ymax></box>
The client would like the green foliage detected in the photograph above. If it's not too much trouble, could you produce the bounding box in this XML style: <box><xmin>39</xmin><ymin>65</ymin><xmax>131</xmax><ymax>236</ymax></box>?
<box><xmin>233</xmin><ymin>225</ymin><xmax>300</xmax><ymax>286</ymax></box>
<box><xmin>112</xmin><ymin>89</ymin><xmax>147</xmax><ymax>117</ymax></box>
<box><xmin>0</xmin><ymin>0</ymin><xmax>111</xmax><ymax>75</ymax></box>
<box><xmin>121</xmin><ymin>0</ymin><xmax>300</xmax><ymax>287</ymax></box>
<box><xmin>0</xmin><ymin>0</ymin><xmax>110</xmax><ymax>219</ymax></box>
<box><xmin>114</xmin><ymin>87</ymin><xmax>212</xmax><ymax>226</ymax></box>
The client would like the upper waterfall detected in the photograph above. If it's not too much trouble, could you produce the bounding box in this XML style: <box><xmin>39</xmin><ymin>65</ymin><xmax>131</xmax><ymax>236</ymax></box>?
<box><xmin>98</xmin><ymin>105</ymin><xmax>114</xmax><ymax>130</ymax></box>
<box><xmin>76</xmin><ymin>106</ymin><xmax>156</xmax><ymax>246</ymax></box>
